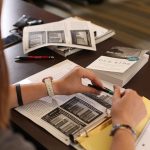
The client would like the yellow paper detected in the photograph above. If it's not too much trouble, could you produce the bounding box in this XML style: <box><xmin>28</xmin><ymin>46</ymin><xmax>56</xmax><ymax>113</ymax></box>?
<box><xmin>77</xmin><ymin>97</ymin><xmax>150</xmax><ymax>150</ymax></box>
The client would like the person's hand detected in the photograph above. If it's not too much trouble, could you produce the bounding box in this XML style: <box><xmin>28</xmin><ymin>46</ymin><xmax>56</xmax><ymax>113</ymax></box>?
<box><xmin>52</xmin><ymin>66</ymin><xmax>103</xmax><ymax>95</ymax></box>
<box><xmin>111</xmin><ymin>86</ymin><xmax>147</xmax><ymax>128</ymax></box>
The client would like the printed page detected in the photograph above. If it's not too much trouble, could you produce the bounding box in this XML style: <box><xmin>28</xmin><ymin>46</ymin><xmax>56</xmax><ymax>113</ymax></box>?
<box><xmin>87</xmin><ymin>56</ymin><xmax>137</xmax><ymax>73</ymax></box>
<box><xmin>65</xmin><ymin>17</ymin><xmax>109</xmax><ymax>37</ymax></box>
<box><xmin>18</xmin><ymin>59</ymin><xmax>78</xmax><ymax>84</ymax></box>
<box><xmin>51</xmin><ymin>17</ymin><xmax>115</xmax><ymax>54</ymax></box>
<box><xmin>16</xmin><ymin>92</ymin><xmax>112</xmax><ymax>145</ymax></box>
<box><xmin>23</xmin><ymin>19</ymin><xmax>96</xmax><ymax>54</ymax></box>
<box><xmin>66</xmin><ymin>20</ymin><xmax>96</xmax><ymax>51</ymax></box>
<box><xmin>15</xmin><ymin>59</ymin><xmax>113</xmax><ymax>145</ymax></box>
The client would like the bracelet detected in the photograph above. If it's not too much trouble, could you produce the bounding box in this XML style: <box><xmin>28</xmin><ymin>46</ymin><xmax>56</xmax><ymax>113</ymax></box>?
<box><xmin>110</xmin><ymin>124</ymin><xmax>136</xmax><ymax>138</ymax></box>
<box><xmin>16</xmin><ymin>84</ymin><xmax>23</xmax><ymax>106</ymax></box>
<box><xmin>42</xmin><ymin>77</ymin><xmax>54</xmax><ymax>97</ymax></box>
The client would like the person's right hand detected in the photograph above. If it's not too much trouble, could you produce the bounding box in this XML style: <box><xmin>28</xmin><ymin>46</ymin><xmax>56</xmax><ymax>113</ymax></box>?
<box><xmin>52</xmin><ymin>66</ymin><xmax>103</xmax><ymax>95</ymax></box>
<box><xmin>111</xmin><ymin>86</ymin><xmax>147</xmax><ymax>128</ymax></box>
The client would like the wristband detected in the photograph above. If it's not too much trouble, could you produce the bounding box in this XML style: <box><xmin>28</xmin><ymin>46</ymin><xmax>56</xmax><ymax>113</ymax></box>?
<box><xmin>16</xmin><ymin>84</ymin><xmax>23</xmax><ymax>106</ymax></box>
<box><xmin>42</xmin><ymin>77</ymin><xmax>54</xmax><ymax>97</ymax></box>
<box><xmin>110</xmin><ymin>124</ymin><xmax>136</xmax><ymax>138</ymax></box>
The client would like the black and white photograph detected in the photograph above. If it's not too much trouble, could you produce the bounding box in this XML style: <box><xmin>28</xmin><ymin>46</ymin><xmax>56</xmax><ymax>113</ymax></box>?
<box><xmin>61</xmin><ymin>96</ymin><xmax>102</xmax><ymax>124</ymax></box>
<box><xmin>71</xmin><ymin>30</ymin><xmax>92</xmax><ymax>47</ymax></box>
<box><xmin>23</xmin><ymin>19</ymin><xmax>96</xmax><ymax>54</ymax></box>
<box><xmin>47</xmin><ymin>30</ymin><xmax>66</xmax><ymax>43</ymax></box>
<box><xmin>29</xmin><ymin>31</ymin><xmax>46</xmax><ymax>48</ymax></box>
<box><xmin>42</xmin><ymin>107</ymin><xmax>85</xmax><ymax>136</ymax></box>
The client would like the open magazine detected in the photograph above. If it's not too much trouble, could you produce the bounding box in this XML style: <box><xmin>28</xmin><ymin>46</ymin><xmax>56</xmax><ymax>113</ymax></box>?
<box><xmin>23</xmin><ymin>18</ymin><xmax>96</xmax><ymax>54</ymax></box>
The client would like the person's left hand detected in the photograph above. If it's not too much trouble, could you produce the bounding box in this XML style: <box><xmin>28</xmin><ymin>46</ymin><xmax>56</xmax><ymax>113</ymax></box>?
<box><xmin>52</xmin><ymin>66</ymin><xmax>103</xmax><ymax>95</ymax></box>
<box><xmin>111</xmin><ymin>85</ymin><xmax>147</xmax><ymax>128</ymax></box>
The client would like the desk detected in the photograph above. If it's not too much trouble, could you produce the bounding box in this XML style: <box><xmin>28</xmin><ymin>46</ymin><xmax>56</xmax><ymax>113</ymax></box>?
<box><xmin>2</xmin><ymin>0</ymin><xmax>150</xmax><ymax>149</ymax></box>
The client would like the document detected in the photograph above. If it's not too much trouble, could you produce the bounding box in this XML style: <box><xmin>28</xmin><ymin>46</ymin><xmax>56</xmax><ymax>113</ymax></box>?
<box><xmin>48</xmin><ymin>17</ymin><xmax>115</xmax><ymax>57</ymax></box>
<box><xmin>15</xmin><ymin>60</ymin><xmax>113</xmax><ymax>147</ymax></box>
<box><xmin>23</xmin><ymin>19</ymin><xmax>96</xmax><ymax>53</ymax></box>
<box><xmin>15</xmin><ymin>60</ymin><xmax>150</xmax><ymax>150</ymax></box>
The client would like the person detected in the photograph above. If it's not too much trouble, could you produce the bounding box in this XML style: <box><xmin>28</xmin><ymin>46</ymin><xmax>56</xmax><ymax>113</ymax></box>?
<box><xmin>0</xmin><ymin>1</ymin><xmax>147</xmax><ymax>150</ymax></box>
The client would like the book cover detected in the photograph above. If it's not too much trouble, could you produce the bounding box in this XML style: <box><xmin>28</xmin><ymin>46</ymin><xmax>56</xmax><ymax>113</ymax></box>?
<box><xmin>87</xmin><ymin>47</ymin><xmax>149</xmax><ymax>87</ymax></box>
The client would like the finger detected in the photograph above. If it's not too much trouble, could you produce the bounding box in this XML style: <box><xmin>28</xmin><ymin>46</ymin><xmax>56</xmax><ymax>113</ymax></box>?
<box><xmin>122</xmin><ymin>89</ymin><xmax>134</xmax><ymax>98</ymax></box>
<box><xmin>82</xmin><ymin>69</ymin><xmax>103</xmax><ymax>87</ymax></box>
<box><xmin>113</xmin><ymin>85</ymin><xmax>121</xmax><ymax>102</ymax></box>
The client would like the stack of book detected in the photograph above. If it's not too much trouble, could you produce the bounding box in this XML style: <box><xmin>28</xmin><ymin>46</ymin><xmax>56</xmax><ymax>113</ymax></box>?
<box><xmin>15</xmin><ymin>59</ymin><xmax>150</xmax><ymax>150</ymax></box>
<box><xmin>87</xmin><ymin>47</ymin><xmax>149</xmax><ymax>87</ymax></box>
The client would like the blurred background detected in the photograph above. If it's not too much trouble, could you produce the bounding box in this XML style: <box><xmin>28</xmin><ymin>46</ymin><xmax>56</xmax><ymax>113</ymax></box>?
<box><xmin>25</xmin><ymin>0</ymin><xmax>150</xmax><ymax>49</ymax></box>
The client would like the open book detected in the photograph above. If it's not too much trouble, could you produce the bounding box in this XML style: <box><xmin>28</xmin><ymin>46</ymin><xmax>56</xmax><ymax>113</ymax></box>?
<box><xmin>14</xmin><ymin>60</ymin><xmax>150</xmax><ymax>150</ymax></box>
<box><xmin>23</xmin><ymin>17</ymin><xmax>115</xmax><ymax>57</ymax></box>
<box><xmin>23</xmin><ymin>18</ymin><xmax>96</xmax><ymax>54</ymax></box>
<box><xmin>50</xmin><ymin>17</ymin><xmax>115</xmax><ymax>57</ymax></box>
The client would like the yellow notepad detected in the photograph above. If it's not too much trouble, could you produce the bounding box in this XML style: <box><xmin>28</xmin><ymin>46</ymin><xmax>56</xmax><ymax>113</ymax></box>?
<box><xmin>77</xmin><ymin>97</ymin><xmax>150</xmax><ymax>150</ymax></box>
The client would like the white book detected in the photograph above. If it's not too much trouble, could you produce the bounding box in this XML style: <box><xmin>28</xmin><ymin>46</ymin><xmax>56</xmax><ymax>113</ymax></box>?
<box><xmin>87</xmin><ymin>54</ymin><xmax>149</xmax><ymax>87</ymax></box>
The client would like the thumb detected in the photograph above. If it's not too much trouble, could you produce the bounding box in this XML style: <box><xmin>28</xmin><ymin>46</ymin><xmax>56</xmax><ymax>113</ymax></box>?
<box><xmin>113</xmin><ymin>85</ymin><xmax>121</xmax><ymax>102</ymax></box>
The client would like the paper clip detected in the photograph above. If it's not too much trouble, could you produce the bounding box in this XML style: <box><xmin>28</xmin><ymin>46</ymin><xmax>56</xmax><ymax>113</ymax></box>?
<box><xmin>127</xmin><ymin>56</ymin><xmax>139</xmax><ymax>61</ymax></box>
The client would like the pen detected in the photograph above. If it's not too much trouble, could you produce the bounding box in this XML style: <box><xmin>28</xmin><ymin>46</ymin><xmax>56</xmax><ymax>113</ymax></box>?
<box><xmin>88</xmin><ymin>84</ymin><xmax>114</xmax><ymax>95</ymax></box>
<box><xmin>15</xmin><ymin>56</ymin><xmax>54</xmax><ymax>60</ymax></box>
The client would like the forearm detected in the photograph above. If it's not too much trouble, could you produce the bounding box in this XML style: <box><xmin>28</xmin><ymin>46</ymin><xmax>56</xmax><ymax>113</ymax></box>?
<box><xmin>111</xmin><ymin>129</ymin><xmax>135</xmax><ymax>150</ymax></box>
<box><xmin>9</xmin><ymin>83</ymin><xmax>48</xmax><ymax>108</ymax></box>
<box><xmin>9</xmin><ymin>80</ymin><xmax>64</xmax><ymax>108</ymax></box>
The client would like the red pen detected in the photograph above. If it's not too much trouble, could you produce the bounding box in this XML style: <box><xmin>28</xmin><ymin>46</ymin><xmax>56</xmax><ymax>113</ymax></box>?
<box><xmin>15</xmin><ymin>56</ymin><xmax>54</xmax><ymax>60</ymax></box>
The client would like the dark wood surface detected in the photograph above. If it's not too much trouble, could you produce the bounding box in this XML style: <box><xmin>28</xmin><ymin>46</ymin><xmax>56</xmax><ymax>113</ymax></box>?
<box><xmin>2</xmin><ymin>0</ymin><xmax>150</xmax><ymax>150</ymax></box>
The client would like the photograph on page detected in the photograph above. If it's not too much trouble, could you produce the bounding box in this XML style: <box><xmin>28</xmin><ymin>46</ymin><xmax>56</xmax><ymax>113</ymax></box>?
<box><xmin>23</xmin><ymin>19</ymin><xmax>96</xmax><ymax>54</ymax></box>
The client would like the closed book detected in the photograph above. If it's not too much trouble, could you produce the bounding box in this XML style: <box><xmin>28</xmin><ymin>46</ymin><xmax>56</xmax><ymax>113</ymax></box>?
<box><xmin>87</xmin><ymin>54</ymin><xmax>149</xmax><ymax>87</ymax></box>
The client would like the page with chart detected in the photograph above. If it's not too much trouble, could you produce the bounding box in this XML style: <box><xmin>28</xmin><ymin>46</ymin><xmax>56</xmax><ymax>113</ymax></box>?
<box><xmin>15</xmin><ymin>60</ymin><xmax>113</xmax><ymax>147</ymax></box>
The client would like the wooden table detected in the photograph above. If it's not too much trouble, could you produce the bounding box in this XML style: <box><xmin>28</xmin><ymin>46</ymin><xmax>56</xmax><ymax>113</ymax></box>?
<box><xmin>2</xmin><ymin>0</ymin><xmax>150</xmax><ymax>149</ymax></box>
